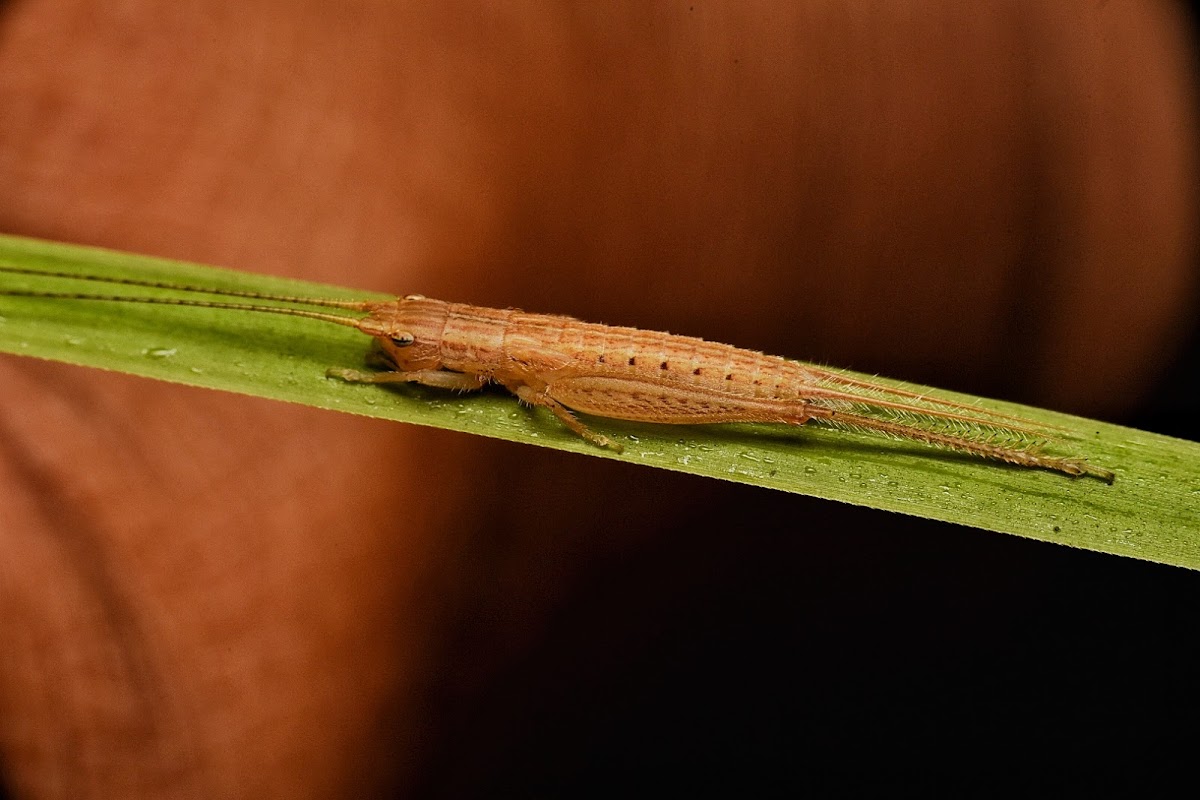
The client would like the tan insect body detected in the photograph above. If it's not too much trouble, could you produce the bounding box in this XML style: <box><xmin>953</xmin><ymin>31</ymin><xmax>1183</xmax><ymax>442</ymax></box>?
<box><xmin>0</xmin><ymin>266</ymin><xmax>1115</xmax><ymax>482</ymax></box>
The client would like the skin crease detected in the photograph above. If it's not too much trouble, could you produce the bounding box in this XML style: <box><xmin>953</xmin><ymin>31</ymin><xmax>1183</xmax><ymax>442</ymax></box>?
<box><xmin>0</xmin><ymin>1</ymin><xmax>1195</xmax><ymax>797</ymax></box>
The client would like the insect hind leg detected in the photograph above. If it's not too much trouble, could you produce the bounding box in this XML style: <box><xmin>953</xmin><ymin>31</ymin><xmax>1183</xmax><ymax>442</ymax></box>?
<box><xmin>512</xmin><ymin>384</ymin><xmax>624</xmax><ymax>453</ymax></box>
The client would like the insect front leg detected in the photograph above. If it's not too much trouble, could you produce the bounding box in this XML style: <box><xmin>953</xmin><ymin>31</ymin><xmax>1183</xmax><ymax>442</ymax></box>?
<box><xmin>327</xmin><ymin>367</ymin><xmax>487</xmax><ymax>392</ymax></box>
<box><xmin>510</xmin><ymin>384</ymin><xmax>624</xmax><ymax>454</ymax></box>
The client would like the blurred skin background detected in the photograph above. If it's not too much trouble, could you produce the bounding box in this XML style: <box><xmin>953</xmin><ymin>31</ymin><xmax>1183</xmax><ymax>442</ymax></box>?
<box><xmin>0</xmin><ymin>1</ymin><xmax>1197</xmax><ymax>796</ymax></box>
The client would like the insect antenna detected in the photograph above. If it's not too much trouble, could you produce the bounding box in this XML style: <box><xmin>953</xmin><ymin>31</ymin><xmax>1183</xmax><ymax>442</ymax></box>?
<box><xmin>0</xmin><ymin>288</ymin><xmax>368</xmax><ymax>328</ymax></box>
<box><xmin>0</xmin><ymin>263</ymin><xmax>372</xmax><ymax>311</ymax></box>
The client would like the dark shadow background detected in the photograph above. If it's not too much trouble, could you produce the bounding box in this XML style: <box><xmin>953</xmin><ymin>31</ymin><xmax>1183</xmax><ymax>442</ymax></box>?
<box><xmin>411</xmin><ymin>345</ymin><xmax>1200</xmax><ymax>795</ymax></box>
<box><xmin>0</xmin><ymin>2</ymin><xmax>1197</xmax><ymax>797</ymax></box>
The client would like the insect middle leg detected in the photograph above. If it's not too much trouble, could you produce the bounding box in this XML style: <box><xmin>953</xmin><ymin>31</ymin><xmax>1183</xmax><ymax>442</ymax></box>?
<box><xmin>327</xmin><ymin>368</ymin><xmax>486</xmax><ymax>391</ymax></box>
<box><xmin>511</xmin><ymin>384</ymin><xmax>623</xmax><ymax>453</ymax></box>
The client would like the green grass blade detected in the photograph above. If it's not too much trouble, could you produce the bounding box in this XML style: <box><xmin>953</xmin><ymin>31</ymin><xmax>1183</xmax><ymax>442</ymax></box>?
<box><xmin>1</xmin><ymin>233</ymin><xmax>1196</xmax><ymax>568</ymax></box>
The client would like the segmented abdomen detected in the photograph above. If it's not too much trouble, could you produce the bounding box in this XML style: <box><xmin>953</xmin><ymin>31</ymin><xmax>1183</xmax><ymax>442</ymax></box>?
<box><xmin>501</xmin><ymin>311</ymin><xmax>812</xmax><ymax>399</ymax></box>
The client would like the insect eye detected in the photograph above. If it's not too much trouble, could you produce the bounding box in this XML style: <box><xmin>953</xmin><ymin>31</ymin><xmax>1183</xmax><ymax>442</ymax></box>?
<box><xmin>390</xmin><ymin>333</ymin><xmax>415</xmax><ymax>347</ymax></box>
